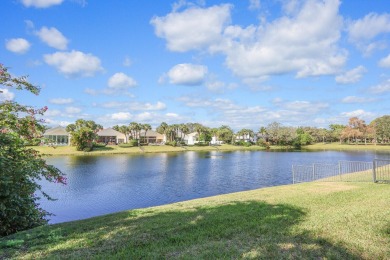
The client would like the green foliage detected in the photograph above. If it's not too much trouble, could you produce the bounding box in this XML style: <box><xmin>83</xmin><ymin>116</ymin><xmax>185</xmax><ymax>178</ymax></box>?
<box><xmin>70</xmin><ymin>127</ymin><xmax>95</xmax><ymax>151</ymax></box>
<box><xmin>166</xmin><ymin>140</ymin><xmax>178</xmax><ymax>147</ymax></box>
<box><xmin>257</xmin><ymin>139</ymin><xmax>270</xmax><ymax>148</ymax></box>
<box><xmin>0</xmin><ymin>64</ymin><xmax>65</xmax><ymax>236</ymax></box>
<box><xmin>199</xmin><ymin>132</ymin><xmax>212</xmax><ymax>142</ymax></box>
<box><xmin>118</xmin><ymin>139</ymin><xmax>138</xmax><ymax>147</ymax></box>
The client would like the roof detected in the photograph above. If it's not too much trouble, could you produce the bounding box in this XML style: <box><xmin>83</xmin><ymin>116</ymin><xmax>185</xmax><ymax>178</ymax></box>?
<box><xmin>97</xmin><ymin>128</ymin><xmax>125</xmax><ymax>136</ymax></box>
<box><xmin>140</xmin><ymin>130</ymin><xmax>164</xmax><ymax>137</ymax></box>
<box><xmin>43</xmin><ymin>126</ymin><xmax>69</xmax><ymax>136</ymax></box>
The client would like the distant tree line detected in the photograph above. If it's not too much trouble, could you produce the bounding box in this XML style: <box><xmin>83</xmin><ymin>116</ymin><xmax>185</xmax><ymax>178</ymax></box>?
<box><xmin>59</xmin><ymin>115</ymin><xmax>390</xmax><ymax>150</ymax></box>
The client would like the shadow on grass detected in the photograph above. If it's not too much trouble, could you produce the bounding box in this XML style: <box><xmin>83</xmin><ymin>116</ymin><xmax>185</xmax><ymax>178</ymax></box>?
<box><xmin>0</xmin><ymin>201</ymin><xmax>359</xmax><ymax>259</ymax></box>
<box><xmin>92</xmin><ymin>146</ymin><xmax>114</xmax><ymax>152</ymax></box>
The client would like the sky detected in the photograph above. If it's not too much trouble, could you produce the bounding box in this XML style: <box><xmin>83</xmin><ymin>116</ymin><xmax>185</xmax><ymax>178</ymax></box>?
<box><xmin>1</xmin><ymin>0</ymin><xmax>390</xmax><ymax>131</ymax></box>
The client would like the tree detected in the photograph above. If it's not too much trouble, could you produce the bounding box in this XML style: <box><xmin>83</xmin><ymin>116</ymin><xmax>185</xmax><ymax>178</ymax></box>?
<box><xmin>217</xmin><ymin>125</ymin><xmax>234</xmax><ymax>144</ymax></box>
<box><xmin>371</xmin><ymin>115</ymin><xmax>390</xmax><ymax>144</ymax></box>
<box><xmin>140</xmin><ymin>123</ymin><xmax>152</xmax><ymax>144</ymax></box>
<box><xmin>66</xmin><ymin>119</ymin><xmax>102</xmax><ymax>151</ymax></box>
<box><xmin>0</xmin><ymin>64</ymin><xmax>65</xmax><ymax>236</ymax></box>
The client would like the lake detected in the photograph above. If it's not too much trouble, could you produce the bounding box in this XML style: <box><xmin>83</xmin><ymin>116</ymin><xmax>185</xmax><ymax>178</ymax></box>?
<box><xmin>40</xmin><ymin>150</ymin><xmax>389</xmax><ymax>224</ymax></box>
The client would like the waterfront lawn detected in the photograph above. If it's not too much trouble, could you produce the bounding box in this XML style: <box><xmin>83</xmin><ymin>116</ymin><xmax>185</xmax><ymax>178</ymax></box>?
<box><xmin>1</xmin><ymin>182</ymin><xmax>389</xmax><ymax>259</ymax></box>
<box><xmin>305</xmin><ymin>142</ymin><xmax>390</xmax><ymax>151</ymax></box>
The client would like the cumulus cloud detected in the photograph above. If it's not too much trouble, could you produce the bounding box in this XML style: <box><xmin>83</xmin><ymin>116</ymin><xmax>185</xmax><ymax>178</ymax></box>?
<box><xmin>49</xmin><ymin>98</ymin><xmax>74</xmax><ymax>104</ymax></box>
<box><xmin>100</xmin><ymin>101</ymin><xmax>166</xmax><ymax>111</ymax></box>
<box><xmin>166</xmin><ymin>63</ymin><xmax>208</xmax><ymax>85</ymax></box>
<box><xmin>44</xmin><ymin>50</ymin><xmax>103</xmax><ymax>77</ymax></box>
<box><xmin>36</xmin><ymin>26</ymin><xmax>68</xmax><ymax>50</ymax></box>
<box><xmin>152</xmin><ymin>0</ymin><xmax>346</xmax><ymax>82</ymax></box>
<box><xmin>65</xmin><ymin>106</ymin><xmax>82</xmax><ymax>114</ymax></box>
<box><xmin>348</xmin><ymin>13</ymin><xmax>390</xmax><ymax>55</ymax></box>
<box><xmin>341</xmin><ymin>96</ymin><xmax>375</xmax><ymax>103</ymax></box>
<box><xmin>151</xmin><ymin>4</ymin><xmax>232</xmax><ymax>52</ymax></box>
<box><xmin>348</xmin><ymin>13</ymin><xmax>390</xmax><ymax>42</ymax></box>
<box><xmin>5</xmin><ymin>38</ymin><xmax>31</xmax><ymax>54</ymax></box>
<box><xmin>178</xmin><ymin>96</ymin><xmax>330</xmax><ymax>129</ymax></box>
<box><xmin>340</xmin><ymin>109</ymin><xmax>375</xmax><ymax>119</ymax></box>
<box><xmin>369</xmin><ymin>79</ymin><xmax>390</xmax><ymax>94</ymax></box>
<box><xmin>378</xmin><ymin>54</ymin><xmax>390</xmax><ymax>68</ymax></box>
<box><xmin>0</xmin><ymin>89</ymin><xmax>15</xmax><ymax>101</ymax></box>
<box><xmin>248</xmin><ymin>0</ymin><xmax>260</xmax><ymax>11</ymax></box>
<box><xmin>335</xmin><ymin>66</ymin><xmax>366</xmax><ymax>84</ymax></box>
<box><xmin>21</xmin><ymin>0</ymin><xmax>63</xmax><ymax>8</ymax></box>
<box><xmin>111</xmin><ymin>112</ymin><xmax>132</xmax><ymax>121</ymax></box>
<box><xmin>108</xmin><ymin>72</ymin><xmax>137</xmax><ymax>89</ymax></box>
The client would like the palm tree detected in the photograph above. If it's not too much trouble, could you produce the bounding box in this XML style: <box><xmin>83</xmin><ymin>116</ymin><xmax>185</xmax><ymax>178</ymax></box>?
<box><xmin>141</xmin><ymin>123</ymin><xmax>152</xmax><ymax>144</ymax></box>
<box><xmin>179</xmin><ymin>123</ymin><xmax>190</xmax><ymax>141</ymax></box>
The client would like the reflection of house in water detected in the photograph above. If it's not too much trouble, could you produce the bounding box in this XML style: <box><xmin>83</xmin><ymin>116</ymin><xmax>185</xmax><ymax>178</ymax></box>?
<box><xmin>97</xmin><ymin>128</ymin><xmax>126</xmax><ymax>144</ymax></box>
<box><xmin>43</xmin><ymin>126</ymin><xmax>70</xmax><ymax>145</ymax></box>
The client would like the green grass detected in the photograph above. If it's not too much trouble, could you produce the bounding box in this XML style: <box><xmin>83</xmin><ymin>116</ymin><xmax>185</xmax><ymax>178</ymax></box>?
<box><xmin>32</xmin><ymin>144</ymin><xmax>266</xmax><ymax>156</ymax></box>
<box><xmin>305</xmin><ymin>142</ymin><xmax>390</xmax><ymax>151</ymax></box>
<box><xmin>1</xmin><ymin>182</ymin><xmax>389</xmax><ymax>259</ymax></box>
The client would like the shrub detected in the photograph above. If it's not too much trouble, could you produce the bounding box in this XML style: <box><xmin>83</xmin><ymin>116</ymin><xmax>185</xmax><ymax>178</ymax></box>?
<box><xmin>195</xmin><ymin>142</ymin><xmax>209</xmax><ymax>146</ymax></box>
<box><xmin>93</xmin><ymin>142</ymin><xmax>107</xmax><ymax>148</ymax></box>
<box><xmin>166</xmin><ymin>141</ymin><xmax>177</xmax><ymax>147</ymax></box>
<box><xmin>257</xmin><ymin>139</ymin><xmax>270</xmax><ymax>149</ymax></box>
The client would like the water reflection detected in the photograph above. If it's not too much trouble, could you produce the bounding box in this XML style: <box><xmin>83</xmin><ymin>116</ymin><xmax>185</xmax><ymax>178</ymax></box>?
<box><xmin>41</xmin><ymin>150</ymin><xmax>389</xmax><ymax>224</ymax></box>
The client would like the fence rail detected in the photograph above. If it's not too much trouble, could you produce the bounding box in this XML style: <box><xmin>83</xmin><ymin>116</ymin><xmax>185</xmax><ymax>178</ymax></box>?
<box><xmin>292</xmin><ymin>160</ymin><xmax>375</xmax><ymax>184</ymax></box>
<box><xmin>373</xmin><ymin>159</ymin><xmax>390</xmax><ymax>183</ymax></box>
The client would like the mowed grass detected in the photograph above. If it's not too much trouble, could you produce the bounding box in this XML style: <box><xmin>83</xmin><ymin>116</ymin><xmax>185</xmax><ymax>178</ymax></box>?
<box><xmin>32</xmin><ymin>144</ymin><xmax>266</xmax><ymax>156</ymax></box>
<box><xmin>305</xmin><ymin>142</ymin><xmax>390</xmax><ymax>151</ymax></box>
<box><xmin>1</xmin><ymin>182</ymin><xmax>389</xmax><ymax>259</ymax></box>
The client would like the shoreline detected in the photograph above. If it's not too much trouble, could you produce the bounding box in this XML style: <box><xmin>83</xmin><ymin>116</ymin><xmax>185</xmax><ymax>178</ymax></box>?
<box><xmin>32</xmin><ymin>143</ymin><xmax>390</xmax><ymax>156</ymax></box>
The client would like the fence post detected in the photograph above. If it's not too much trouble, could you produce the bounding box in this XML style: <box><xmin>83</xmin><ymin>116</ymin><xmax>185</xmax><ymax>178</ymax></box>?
<box><xmin>292</xmin><ymin>165</ymin><xmax>295</xmax><ymax>184</ymax></box>
<box><xmin>373</xmin><ymin>159</ymin><xmax>377</xmax><ymax>183</ymax></box>
<box><xmin>312</xmin><ymin>163</ymin><xmax>315</xmax><ymax>181</ymax></box>
<box><xmin>338</xmin><ymin>161</ymin><xmax>342</xmax><ymax>181</ymax></box>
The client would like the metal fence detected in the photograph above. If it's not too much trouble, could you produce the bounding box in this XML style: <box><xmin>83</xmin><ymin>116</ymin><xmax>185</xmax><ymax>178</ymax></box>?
<box><xmin>373</xmin><ymin>159</ymin><xmax>390</xmax><ymax>183</ymax></box>
<box><xmin>292</xmin><ymin>160</ymin><xmax>374</xmax><ymax>184</ymax></box>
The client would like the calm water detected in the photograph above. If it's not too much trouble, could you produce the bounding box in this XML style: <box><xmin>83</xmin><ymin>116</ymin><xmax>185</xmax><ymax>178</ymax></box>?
<box><xmin>40</xmin><ymin>150</ymin><xmax>389</xmax><ymax>224</ymax></box>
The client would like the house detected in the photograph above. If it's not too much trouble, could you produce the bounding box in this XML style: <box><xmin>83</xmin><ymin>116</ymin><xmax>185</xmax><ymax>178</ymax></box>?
<box><xmin>97</xmin><ymin>128</ymin><xmax>126</xmax><ymax>144</ymax></box>
<box><xmin>139</xmin><ymin>130</ymin><xmax>164</xmax><ymax>144</ymax></box>
<box><xmin>43</xmin><ymin>126</ymin><xmax>70</xmax><ymax>145</ymax></box>
<box><xmin>235</xmin><ymin>133</ymin><xmax>258</xmax><ymax>143</ymax></box>
<box><xmin>186</xmin><ymin>132</ymin><xmax>199</xmax><ymax>145</ymax></box>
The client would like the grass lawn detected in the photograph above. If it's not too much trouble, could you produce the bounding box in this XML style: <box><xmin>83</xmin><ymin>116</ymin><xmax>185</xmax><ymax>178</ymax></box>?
<box><xmin>1</xmin><ymin>182</ymin><xmax>389</xmax><ymax>259</ymax></box>
<box><xmin>304</xmin><ymin>142</ymin><xmax>390</xmax><ymax>151</ymax></box>
<box><xmin>32</xmin><ymin>144</ymin><xmax>266</xmax><ymax>156</ymax></box>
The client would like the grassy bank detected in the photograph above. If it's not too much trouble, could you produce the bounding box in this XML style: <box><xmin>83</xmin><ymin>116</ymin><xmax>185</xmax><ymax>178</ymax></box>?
<box><xmin>1</xmin><ymin>182</ymin><xmax>389</xmax><ymax>259</ymax></box>
<box><xmin>32</xmin><ymin>144</ymin><xmax>267</xmax><ymax>156</ymax></box>
<box><xmin>32</xmin><ymin>142</ymin><xmax>390</xmax><ymax>156</ymax></box>
<box><xmin>304</xmin><ymin>142</ymin><xmax>390</xmax><ymax>151</ymax></box>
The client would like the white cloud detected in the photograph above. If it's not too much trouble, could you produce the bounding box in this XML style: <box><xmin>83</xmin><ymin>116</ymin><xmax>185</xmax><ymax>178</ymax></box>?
<box><xmin>151</xmin><ymin>4</ymin><xmax>232</xmax><ymax>52</ymax></box>
<box><xmin>341</xmin><ymin>96</ymin><xmax>375</xmax><ymax>103</ymax></box>
<box><xmin>49</xmin><ymin>98</ymin><xmax>74</xmax><ymax>104</ymax></box>
<box><xmin>248</xmin><ymin>0</ymin><xmax>260</xmax><ymax>11</ymax></box>
<box><xmin>0</xmin><ymin>89</ymin><xmax>15</xmax><ymax>101</ymax></box>
<box><xmin>44</xmin><ymin>109</ymin><xmax>61</xmax><ymax>116</ymax></box>
<box><xmin>167</xmin><ymin>63</ymin><xmax>208</xmax><ymax>85</ymax></box>
<box><xmin>65</xmin><ymin>106</ymin><xmax>82</xmax><ymax>114</ymax></box>
<box><xmin>5</xmin><ymin>38</ymin><xmax>31</xmax><ymax>54</ymax></box>
<box><xmin>100</xmin><ymin>101</ymin><xmax>166</xmax><ymax>111</ymax></box>
<box><xmin>335</xmin><ymin>66</ymin><xmax>366</xmax><ymax>84</ymax></box>
<box><xmin>108</xmin><ymin>72</ymin><xmax>137</xmax><ymax>89</ymax></box>
<box><xmin>340</xmin><ymin>109</ymin><xmax>375</xmax><ymax>119</ymax></box>
<box><xmin>369</xmin><ymin>79</ymin><xmax>390</xmax><ymax>94</ymax></box>
<box><xmin>44</xmin><ymin>50</ymin><xmax>103</xmax><ymax>77</ymax></box>
<box><xmin>348</xmin><ymin>13</ymin><xmax>390</xmax><ymax>55</ymax></box>
<box><xmin>152</xmin><ymin>0</ymin><xmax>346</xmax><ymax>81</ymax></box>
<box><xmin>378</xmin><ymin>54</ymin><xmax>390</xmax><ymax>68</ymax></box>
<box><xmin>21</xmin><ymin>0</ymin><xmax>63</xmax><ymax>8</ymax></box>
<box><xmin>36</xmin><ymin>26</ymin><xmax>68</xmax><ymax>50</ymax></box>
<box><xmin>223</xmin><ymin>0</ymin><xmax>346</xmax><ymax>79</ymax></box>
<box><xmin>111</xmin><ymin>112</ymin><xmax>132</xmax><ymax>120</ymax></box>
<box><xmin>348</xmin><ymin>13</ymin><xmax>390</xmax><ymax>42</ymax></box>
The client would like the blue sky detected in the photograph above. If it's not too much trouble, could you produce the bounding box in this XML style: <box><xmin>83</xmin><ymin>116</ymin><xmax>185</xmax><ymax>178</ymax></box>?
<box><xmin>1</xmin><ymin>0</ymin><xmax>390</xmax><ymax>131</ymax></box>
